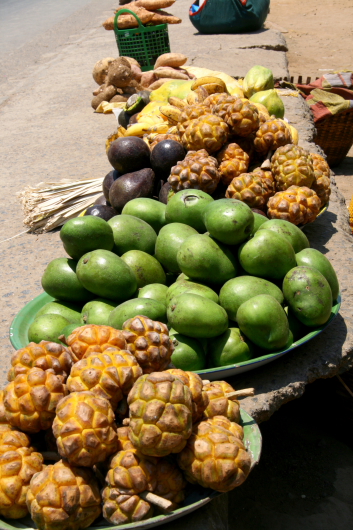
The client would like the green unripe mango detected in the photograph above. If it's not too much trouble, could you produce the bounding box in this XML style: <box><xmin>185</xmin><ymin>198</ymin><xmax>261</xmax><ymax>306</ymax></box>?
<box><xmin>219</xmin><ymin>276</ymin><xmax>284</xmax><ymax>321</ymax></box>
<box><xmin>36</xmin><ymin>300</ymin><xmax>82</xmax><ymax>324</ymax></box>
<box><xmin>138</xmin><ymin>284</ymin><xmax>168</xmax><ymax>306</ymax></box>
<box><xmin>238</xmin><ymin>229</ymin><xmax>296</xmax><ymax>280</ymax></box>
<box><xmin>236</xmin><ymin>294</ymin><xmax>290</xmax><ymax>350</ymax></box>
<box><xmin>120</xmin><ymin>250</ymin><xmax>166</xmax><ymax>288</ymax></box>
<box><xmin>252</xmin><ymin>212</ymin><xmax>268</xmax><ymax>234</ymax></box>
<box><xmin>165</xmin><ymin>190</ymin><xmax>214</xmax><ymax>232</ymax></box>
<box><xmin>41</xmin><ymin>258</ymin><xmax>92</xmax><ymax>303</ymax></box>
<box><xmin>109</xmin><ymin>298</ymin><xmax>167</xmax><ymax>330</ymax></box>
<box><xmin>122</xmin><ymin>198</ymin><xmax>166</xmax><ymax>234</ymax></box>
<box><xmin>258</xmin><ymin>219</ymin><xmax>310</xmax><ymax>253</ymax></box>
<box><xmin>60</xmin><ymin>216</ymin><xmax>114</xmax><ymax>260</ymax></box>
<box><xmin>295</xmin><ymin>248</ymin><xmax>339</xmax><ymax>302</ymax></box>
<box><xmin>167</xmin><ymin>293</ymin><xmax>228</xmax><ymax>338</ymax></box>
<box><xmin>108</xmin><ymin>214</ymin><xmax>157</xmax><ymax>256</ymax></box>
<box><xmin>282</xmin><ymin>266</ymin><xmax>333</xmax><ymax>326</ymax></box>
<box><xmin>170</xmin><ymin>334</ymin><xmax>206</xmax><ymax>370</ymax></box>
<box><xmin>203</xmin><ymin>199</ymin><xmax>254</xmax><ymax>245</ymax></box>
<box><xmin>76</xmin><ymin>249</ymin><xmax>137</xmax><ymax>302</ymax></box>
<box><xmin>166</xmin><ymin>280</ymin><xmax>219</xmax><ymax>305</ymax></box>
<box><xmin>209</xmin><ymin>327</ymin><xmax>254</xmax><ymax>367</ymax></box>
<box><xmin>28</xmin><ymin>314</ymin><xmax>70</xmax><ymax>344</ymax></box>
<box><xmin>155</xmin><ymin>223</ymin><xmax>198</xmax><ymax>273</ymax></box>
<box><xmin>81</xmin><ymin>299</ymin><xmax>116</xmax><ymax>325</ymax></box>
<box><xmin>285</xmin><ymin>307</ymin><xmax>309</xmax><ymax>341</ymax></box>
<box><xmin>177</xmin><ymin>234</ymin><xmax>237</xmax><ymax>285</ymax></box>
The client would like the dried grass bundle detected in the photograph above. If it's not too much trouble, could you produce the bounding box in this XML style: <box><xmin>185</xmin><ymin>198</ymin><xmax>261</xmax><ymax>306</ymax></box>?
<box><xmin>17</xmin><ymin>177</ymin><xmax>103</xmax><ymax>233</ymax></box>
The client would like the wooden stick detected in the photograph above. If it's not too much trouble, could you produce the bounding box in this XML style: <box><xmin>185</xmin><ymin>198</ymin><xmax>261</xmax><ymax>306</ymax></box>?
<box><xmin>260</xmin><ymin>149</ymin><xmax>274</xmax><ymax>170</ymax></box>
<box><xmin>225</xmin><ymin>388</ymin><xmax>255</xmax><ymax>400</ymax></box>
<box><xmin>336</xmin><ymin>375</ymin><xmax>353</xmax><ymax>399</ymax></box>
<box><xmin>140</xmin><ymin>491</ymin><xmax>174</xmax><ymax>511</ymax></box>
<box><xmin>41</xmin><ymin>451</ymin><xmax>61</xmax><ymax>461</ymax></box>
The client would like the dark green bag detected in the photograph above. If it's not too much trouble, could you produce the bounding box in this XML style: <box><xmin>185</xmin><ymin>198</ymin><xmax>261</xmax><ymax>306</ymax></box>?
<box><xmin>189</xmin><ymin>0</ymin><xmax>270</xmax><ymax>34</ymax></box>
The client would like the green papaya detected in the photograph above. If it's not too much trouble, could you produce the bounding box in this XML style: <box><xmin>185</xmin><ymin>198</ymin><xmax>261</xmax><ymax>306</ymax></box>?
<box><xmin>243</xmin><ymin>65</ymin><xmax>274</xmax><ymax>98</ymax></box>
<box><xmin>250</xmin><ymin>89</ymin><xmax>285</xmax><ymax>119</ymax></box>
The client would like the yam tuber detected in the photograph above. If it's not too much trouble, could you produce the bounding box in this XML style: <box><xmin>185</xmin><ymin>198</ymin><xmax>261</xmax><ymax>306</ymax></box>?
<box><xmin>154</xmin><ymin>67</ymin><xmax>189</xmax><ymax>80</ymax></box>
<box><xmin>106</xmin><ymin>57</ymin><xmax>133</xmax><ymax>88</ymax></box>
<box><xmin>130</xmin><ymin>64</ymin><xmax>142</xmax><ymax>83</ymax></box>
<box><xmin>134</xmin><ymin>0</ymin><xmax>175</xmax><ymax>10</ymax></box>
<box><xmin>91</xmin><ymin>85</ymin><xmax>117</xmax><ymax>109</ymax></box>
<box><xmin>148</xmin><ymin>78</ymin><xmax>176</xmax><ymax>90</ymax></box>
<box><xmin>141</xmin><ymin>71</ymin><xmax>157</xmax><ymax>87</ymax></box>
<box><xmin>148</xmin><ymin>11</ymin><xmax>182</xmax><ymax>24</ymax></box>
<box><xmin>154</xmin><ymin>53</ymin><xmax>187</xmax><ymax>69</ymax></box>
<box><xmin>92</xmin><ymin>57</ymin><xmax>115</xmax><ymax>85</ymax></box>
<box><xmin>110</xmin><ymin>95</ymin><xmax>129</xmax><ymax>103</ymax></box>
<box><xmin>103</xmin><ymin>7</ymin><xmax>154</xmax><ymax>30</ymax></box>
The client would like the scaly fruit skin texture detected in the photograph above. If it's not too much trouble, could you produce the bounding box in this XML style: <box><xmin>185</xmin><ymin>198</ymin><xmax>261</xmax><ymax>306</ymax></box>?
<box><xmin>177</xmin><ymin>105</ymin><xmax>210</xmax><ymax>135</ymax></box>
<box><xmin>107</xmin><ymin>449</ymin><xmax>157</xmax><ymax>495</ymax></box>
<box><xmin>271</xmin><ymin>144</ymin><xmax>315</xmax><ymax>191</ymax></box>
<box><xmin>217</xmin><ymin>143</ymin><xmax>250</xmax><ymax>186</ymax></box>
<box><xmin>203</xmin><ymin>381</ymin><xmax>240</xmax><ymax>423</ymax></box>
<box><xmin>150</xmin><ymin>133</ymin><xmax>181</xmax><ymax>150</ymax></box>
<box><xmin>267</xmin><ymin>185</ymin><xmax>321</xmax><ymax>225</ymax></box>
<box><xmin>177</xmin><ymin>419</ymin><xmax>251</xmax><ymax>492</ymax></box>
<box><xmin>168</xmin><ymin>150</ymin><xmax>220</xmax><ymax>194</ymax></box>
<box><xmin>0</xmin><ymin>390</ymin><xmax>13</xmax><ymax>432</ymax></box>
<box><xmin>254</xmin><ymin>118</ymin><xmax>292</xmax><ymax>154</ymax></box>
<box><xmin>26</xmin><ymin>459</ymin><xmax>102</xmax><ymax>530</ymax></box>
<box><xmin>8</xmin><ymin>341</ymin><xmax>74</xmax><ymax>382</ymax></box>
<box><xmin>182</xmin><ymin>114</ymin><xmax>229</xmax><ymax>154</ymax></box>
<box><xmin>0</xmin><ymin>447</ymin><xmax>43</xmax><ymax>519</ymax></box>
<box><xmin>116</xmin><ymin>426</ymin><xmax>136</xmax><ymax>452</ymax></box>
<box><xmin>67</xmin><ymin>349</ymin><xmax>142</xmax><ymax>410</ymax></box>
<box><xmin>213</xmin><ymin>98</ymin><xmax>260</xmax><ymax>137</ymax></box>
<box><xmin>206</xmin><ymin>415</ymin><xmax>244</xmax><ymax>441</ymax></box>
<box><xmin>102</xmin><ymin>488</ymin><xmax>153</xmax><ymax>525</ymax></box>
<box><xmin>166</xmin><ymin>369</ymin><xmax>209</xmax><ymax>423</ymax></box>
<box><xmin>65</xmin><ymin>324</ymin><xmax>127</xmax><ymax>362</ymax></box>
<box><xmin>53</xmin><ymin>391</ymin><xmax>119</xmax><ymax>467</ymax></box>
<box><xmin>311</xmin><ymin>152</ymin><xmax>331</xmax><ymax>207</ymax></box>
<box><xmin>3</xmin><ymin>367</ymin><xmax>68</xmax><ymax>433</ymax></box>
<box><xmin>122</xmin><ymin>316</ymin><xmax>174</xmax><ymax>374</ymax></box>
<box><xmin>225</xmin><ymin>172</ymin><xmax>275</xmax><ymax>210</ymax></box>
<box><xmin>154</xmin><ymin>458</ymin><xmax>186</xmax><ymax>504</ymax></box>
<box><xmin>128</xmin><ymin>371</ymin><xmax>193</xmax><ymax>457</ymax></box>
<box><xmin>0</xmin><ymin>429</ymin><xmax>31</xmax><ymax>454</ymax></box>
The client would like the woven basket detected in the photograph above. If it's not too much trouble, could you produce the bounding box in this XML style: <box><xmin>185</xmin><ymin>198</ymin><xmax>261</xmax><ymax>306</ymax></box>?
<box><xmin>277</xmin><ymin>75</ymin><xmax>353</xmax><ymax>167</ymax></box>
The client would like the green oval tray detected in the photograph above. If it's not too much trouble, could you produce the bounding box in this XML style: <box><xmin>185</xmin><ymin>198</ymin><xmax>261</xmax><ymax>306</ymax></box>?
<box><xmin>9</xmin><ymin>292</ymin><xmax>341</xmax><ymax>381</ymax></box>
<box><xmin>0</xmin><ymin>407</ymin><xmax>261</xmax><ymax>530</ymax></box>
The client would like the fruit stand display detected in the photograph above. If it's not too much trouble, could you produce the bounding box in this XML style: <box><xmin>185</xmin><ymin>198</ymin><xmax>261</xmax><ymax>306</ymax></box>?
<box><xmin>3</xmin><ymin>57</ymin><xmax>341</xmax><ymax>529</ymax></box>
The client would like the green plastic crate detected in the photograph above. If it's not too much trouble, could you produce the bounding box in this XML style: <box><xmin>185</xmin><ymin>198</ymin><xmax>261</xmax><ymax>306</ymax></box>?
<box><xmin>114</xmin><ymin>9</ymin><xmax>170</xmax><ymax>72</ymax></box>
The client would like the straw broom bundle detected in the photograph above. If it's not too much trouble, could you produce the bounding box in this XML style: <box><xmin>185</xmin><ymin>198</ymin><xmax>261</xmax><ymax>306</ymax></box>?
<box><xmin>17</xmin><ymin>177</ymin><xmax>104</xmax><ymax>233</ymax></box>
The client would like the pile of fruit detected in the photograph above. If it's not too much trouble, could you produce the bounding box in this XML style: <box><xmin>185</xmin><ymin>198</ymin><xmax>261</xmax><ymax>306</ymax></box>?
<box><xmin>0</xmin><ymin>329</ymin><xmax>256</xmax><ymax>527</ymax></box>
<box><xmin>24</xmin><ymin>179</ymin><xmax>340</xmax><ymax>371</ymax></box>
<box><xmin>91</xmin><ymin>52</ymin><xmax>194</xmax><ymax>109</ymax></box>
<box><xmin>95</xmin><ymin>64</ymin><xmax>331</xmax><ymax>226</ymax></box>
<box><xmin>103</xmin><ymin>0</ymin><xmax>182</xmax><ymax>31</ymax></box>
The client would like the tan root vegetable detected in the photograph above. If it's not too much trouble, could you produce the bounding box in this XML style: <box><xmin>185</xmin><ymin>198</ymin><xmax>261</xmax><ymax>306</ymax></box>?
<box><xmin>110</xmin><ymin>95</ymin><xmax>129</xmax><ymax>103</ymax></box>
<box><xmin>91</xmin><ymin>85</ymin><xmax>117</xmax><ymax>110</ymax></box>
<box><xmin>149</xmin><ymin>12</ymin><xmax>182</xmax><ymax>24</ymax></box>
<box><xmin>135</xmin><ymin>0</ymin><xmax>176</xmax><ymax>10</ymax></box>
<box><xmin>148</xmin><ymin>78</ymin><xmax>176</xmax><ymax>90</ymax></box>
<box><xmin>130</xmin><ymin>64</ymin><xmax>142</xmax><ymax>83</ymax></box>
<box><xmin>92</xmin><ymin>57</ymin><xmax>115</xmax><ymax>85</ymax></box>
<box><xmin>107</xmin><ymin>57</ymin><xmax>133</xmax><ymax>88</ymax></box>
<box><xmin>154</xmin><ymin>67</ymin><xmax>189</xmax><ymax>80</ymax></box>
<box><xmin>141</xmin><ymin>71</ymin><xmax>157</xmax><ymax>87</ymax></box>
<box><xmin>106</xmin><ymin>5</ymin><xmax>154</xmax><ymax>30</ymax></box>
<box><xmin>154</xmin><ymin>52</ymin><xmax>187</xmax><ymax>69</ymax></box>
<box><xmin>122</xmin><ymin>56</ymin><xmax>141</xmax><ymax>68</ymax></box>
<box><xmin>92</xmin><ymin>84</ymin><xmax>105</xmax><ymax>96</ymax></box>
